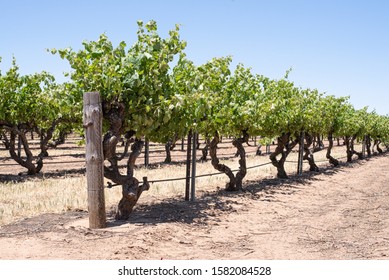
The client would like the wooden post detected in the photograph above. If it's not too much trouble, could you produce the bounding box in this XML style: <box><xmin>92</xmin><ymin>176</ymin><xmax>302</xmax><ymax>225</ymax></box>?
<box><xmin>181</xmin><ymin>137</ymin><xmax>185</xmax><ymax>151</ymax></box>
<box><xmin>185</xmin><ymin>131</ymin><xmax>192</xmax><ymax>201</ymax></box>
<box><xmin>297</xmin><ymin>131</ymin><xmax>304</xmax><ymax>175</ymax></box>
<box><xmin>83</xmin><ymin>92</ymin><xmax>106</xmax><ymax>229</ymax></box>
<box><xmin>191</xmin><ymin>132</ymin><xmax>197</xmax><ymax>201</ymax></box>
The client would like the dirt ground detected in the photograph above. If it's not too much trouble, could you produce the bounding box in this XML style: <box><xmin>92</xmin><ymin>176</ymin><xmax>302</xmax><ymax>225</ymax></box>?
<box><xmin>0</xmin><ymin>153</ymin><xmax>388</xmax><ymax>260</ymax></box>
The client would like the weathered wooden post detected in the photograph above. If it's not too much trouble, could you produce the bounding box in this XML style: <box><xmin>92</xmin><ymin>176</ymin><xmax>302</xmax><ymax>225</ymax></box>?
<box><xmin>83</xmin><ymin>92</ymin><xmax>106</xmax><ymax>229</ymax></box>
<box><xmin>191</xmin><ymin>132</ymin><xmax>197</xmax><ymax>201</ymax></box>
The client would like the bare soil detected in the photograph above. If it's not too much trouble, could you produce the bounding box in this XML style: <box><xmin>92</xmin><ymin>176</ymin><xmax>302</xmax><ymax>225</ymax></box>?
<box><xmin>1</xmin><ymin>153</ymin><xmax>388</xmax><ymax>260</ymax></box>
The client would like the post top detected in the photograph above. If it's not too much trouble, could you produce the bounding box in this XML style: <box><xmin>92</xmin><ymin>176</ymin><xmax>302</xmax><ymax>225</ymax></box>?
<box><xmin>83</xmin><ymin>92</ymin><xmax>101</xmax><ymax>105</ymax></box>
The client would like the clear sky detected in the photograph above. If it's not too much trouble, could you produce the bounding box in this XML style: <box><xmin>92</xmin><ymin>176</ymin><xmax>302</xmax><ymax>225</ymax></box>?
<box><xmin>1</xmin><ymin>0</ymin><xmax>388</xmax><ymax>114</ymax></box>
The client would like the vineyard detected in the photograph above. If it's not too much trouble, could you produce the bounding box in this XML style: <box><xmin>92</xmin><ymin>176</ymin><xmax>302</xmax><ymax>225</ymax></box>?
<box><xmin>1</xmin><ymin>21</ymin><xmax>389</xmax><ymax>259</ymax></box>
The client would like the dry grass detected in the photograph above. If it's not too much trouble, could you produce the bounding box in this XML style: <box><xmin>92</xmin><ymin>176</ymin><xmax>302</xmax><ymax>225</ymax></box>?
<box><xmin>0</xmin><ymin>177</ymin><xmax>86</xmax><ymax>225</ymax></box>
<box><xmin>0</xmin><ymin>144</ymin><xmax>353</xmax><ymax>226</ymax></box>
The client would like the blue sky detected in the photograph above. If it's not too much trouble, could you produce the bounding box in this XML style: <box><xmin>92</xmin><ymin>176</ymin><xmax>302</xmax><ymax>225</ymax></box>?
<box><xmin>1</xmin><ymin>0</ymin><xmax>388</xmax><ymax>114</ymax></box>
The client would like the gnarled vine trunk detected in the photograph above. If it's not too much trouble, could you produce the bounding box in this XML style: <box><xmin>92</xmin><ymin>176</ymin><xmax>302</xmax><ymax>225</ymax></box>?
<box><xmin>102</xmin><ymin>103</ymin><xmax>149</xmax><ymax>220</ymax></box>
<box><xmin>104</xmin><ymin>137</ymin><xmax>149</xmax><ymax>220</ymax></box>
<box><xmin>374</xmin><ymin>139</ymin><xmax>383</xmax><ymax>154</ymax></box>
<box><xmin>200</xmin><ymin>138</ymin><xmax>210</xmax><ymax>162</ymax></box>
<box><xmin>365</xmin><ymin>135</ymin><xmax>372</xmax><ymax>157</ymax></box>
<box><xmin>164</xmin><ymin>134</ymin><xmax>179</xmax><ymax>163</ymax></box>
<box><xmin>233</xmin><ymin>131</ymin><xmax>249</xmax><ymax>190</ymax></box>
<box><xmin>256</xmin><ymin>145</ymin><xmax>262</xmax><ymax>156</ymax></box>
<box><xmin>164</xmin><ymin>140</ymin><xmax>173</xmax><ymax>163</ymax></box>
<box><xmin>345</xmin><ymin>136</ymin><xmax>353</xmax><ymax>162</ymax></box>
<box><xmin>312</xmin><ymin>135</ymin><xmax>324</xmax><ymax>153</ymax></box>
<box><xmin>1</xmin><ymin>120</ymin><xmax>65</xmax><ymax>175</ymax></box>
<box><xmin>2</xmin><ymin>128</ymin><xmax>43</xmax><ymax>175</ymax></box>
<box><xmin>345</xmin><ymin>135</ymin><xmax>363</xmax><ymax>162</ymax></box>
<box><xmin>209</xmin><ymin>131</ymin><xmax>249</xmax><ymax>191</ymax></box>
<box><xmin>326</xmin><ymin>133</ymin><xmax>339</xmax><ymax>166</ymax></box>
<box><xmin>269</xmin><ymin>133</ymin><xmax>299</xmax><ymax>179</ymax></box>
<box><xmin>303</xmin><ymin>133</ymin><xmax>319</xmax><ymax>172</ymax></box>
<box><xmin>209</xmin><ymin>132</ymin><xmax>236</xmax><ymax>191</ymax></box>
<box><xmin>196</xmin><ymin>133</ymin><xmax>201</xmax><ymax>150</ymax></box>
<box><xmin>48</xmin><ymin>130</ymin><xmax>67</xmax><ymax>148</ymax></box>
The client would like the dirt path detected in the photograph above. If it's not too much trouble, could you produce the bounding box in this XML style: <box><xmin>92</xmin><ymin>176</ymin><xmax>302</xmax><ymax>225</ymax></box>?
<box><xmin>1</xmin><ymin>154</ymin><xmax>388</xmax><ymax>259</ymax></box>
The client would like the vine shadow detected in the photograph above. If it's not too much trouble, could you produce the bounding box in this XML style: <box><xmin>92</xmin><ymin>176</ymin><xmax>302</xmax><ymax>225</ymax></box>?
<box><xmin>106</xmin><ymin>161</ymin><xmax>350</xmax><ymax>227</ymax></box>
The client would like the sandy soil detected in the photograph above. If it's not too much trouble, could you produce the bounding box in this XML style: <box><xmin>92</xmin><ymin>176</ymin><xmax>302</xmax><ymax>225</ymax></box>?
<box><xmin>0</xmin><ymin>153</ymin><xmax>388</xmax><ymax>260</ymax></box>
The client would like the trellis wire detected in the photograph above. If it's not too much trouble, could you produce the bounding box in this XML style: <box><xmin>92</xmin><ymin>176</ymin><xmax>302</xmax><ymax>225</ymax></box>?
<box><xmin>106</xmin><ymin>161</ymin><xmax>274</xmax><ymax>188</ymax></box>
